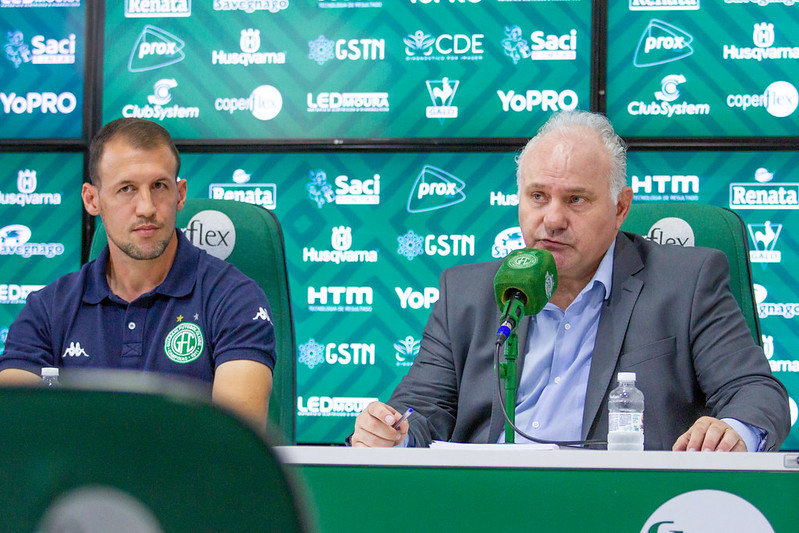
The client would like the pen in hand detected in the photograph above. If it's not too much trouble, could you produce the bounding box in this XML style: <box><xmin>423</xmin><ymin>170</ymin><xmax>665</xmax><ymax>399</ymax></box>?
<box><xmin>392</xmin><ymin>408</ymin><xmax>413</xmax><ymax>430</ymax></box>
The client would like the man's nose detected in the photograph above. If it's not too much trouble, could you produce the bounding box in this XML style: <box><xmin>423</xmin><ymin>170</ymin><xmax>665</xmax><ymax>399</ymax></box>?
<box><xmin>542</xmin><ymin>201</ymin><xmax>568</xmax><ymax>233</ymax></box>
<box><xmin>135</xmin><ymin>189</ymin><xmax>157</xmax><ymax>218</ymax></box>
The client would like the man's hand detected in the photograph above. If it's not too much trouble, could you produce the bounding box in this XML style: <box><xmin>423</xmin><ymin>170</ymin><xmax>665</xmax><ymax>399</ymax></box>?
<box><xmin>672</xmin><ymin>416</ymin><xmax>747</xmax><ymax>452</ymax></box>
<box><xmin>352</xmin><ymin>401</ymin><xmax>409</xmax><ymax>447</ymax></box>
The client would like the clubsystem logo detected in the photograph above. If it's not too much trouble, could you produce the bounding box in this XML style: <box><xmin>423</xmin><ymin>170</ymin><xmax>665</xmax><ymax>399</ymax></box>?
<box><xmin>628</xmin><ymin>74</ymin><xmax>710</xmax><ymax>118</ymax></box>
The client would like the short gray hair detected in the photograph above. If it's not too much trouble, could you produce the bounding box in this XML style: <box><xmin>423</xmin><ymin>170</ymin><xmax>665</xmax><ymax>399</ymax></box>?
<box><xmin>516</xmin><ymin>111</ymin><xmax>627</xmax><ymax>200</ymax></box>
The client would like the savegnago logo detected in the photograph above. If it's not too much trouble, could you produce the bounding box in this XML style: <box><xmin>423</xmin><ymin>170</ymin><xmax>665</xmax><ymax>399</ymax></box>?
<box><xmin>123</xmin><ymin>79</ymin><xmax>199</xmax><ymax>121</ymax></box>
<box><xmin>0</xmin><ymin>225</ymin><xmax>64</xmax><ymax>258</ymax></box>
<box><xmin>303</xmin><ymin>226</ymin><xmax>378</xmax><ymax>264</ymax></box>
<box><xmin>212</xmin><ymin>28</ymin><xmax>286</xmax><ymax>67</ymax></box>
<box><xmin>628</xmin><ymin>74</ymin><xmax>710</xmax><ymax>117</ymax></box>
<box><xmin>724</xmin><ymin>22</ymin><xmax>799</xmax><ymax>61</ymax></box>
<box><xmin>215</xmin><ymin>85</ymin><xmax>283</xmax><ymax>121</ymax></box>
<box><xmin>297</xmin><ymin>396</ymin><xmax>378</xmax><ymax>416</ymax></box>
<box><xmin>0</xmin><ymin>169</ymin><xmax>62</xmax><ymax>206</ymax></box>
<box><xmin>727</xmin><ymin>81</ymin><xmax>799</xmax><ymax>118</ymax></box>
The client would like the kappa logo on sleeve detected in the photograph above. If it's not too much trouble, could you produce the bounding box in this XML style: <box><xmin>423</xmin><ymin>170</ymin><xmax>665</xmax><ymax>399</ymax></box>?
<box><xmin>253</xmin><ymin>307</ymin><xmax>272</xmax><ymax>323</ymax></box>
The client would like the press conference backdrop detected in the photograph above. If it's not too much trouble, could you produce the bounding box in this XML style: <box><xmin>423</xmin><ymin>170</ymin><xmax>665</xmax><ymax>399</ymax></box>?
<box><xmin>2</xmin><ymin>1</ymin><xmax>799</xmax><ymax>447</ymax></box>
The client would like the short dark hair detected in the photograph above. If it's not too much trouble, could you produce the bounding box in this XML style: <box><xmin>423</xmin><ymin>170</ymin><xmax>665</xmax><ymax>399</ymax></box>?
<box><xmin>88</xmin><ymin>118</ymin><xmax>181</xmax><ymax>187</ymax></box>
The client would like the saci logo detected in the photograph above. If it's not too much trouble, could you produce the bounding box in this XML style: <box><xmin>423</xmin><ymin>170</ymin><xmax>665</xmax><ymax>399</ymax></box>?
<box><xmin>128</xmin><ymin>25</ymin><xmax>185</xmax><ymax>72</ymax></box>
<box><xmin>307</xmin><ymin>92</ymin><xmax>389</xmax><ymax>113</ymax></box>
<box><xmin>214</xmin><ymin>85</ymin><xmax>283</xmax><ymax>121</ymax></box>
<box><xmin>631</xmin><ymin>173</ymin><xmax>699</xmax><ymax>201</ymax></box>
<box><xmin>3</xmin><ymin>31</ymin><xmax>75</xmax><ymax>67</ymax></box>
<box><xmin>395</xmin><ymin>336</ymin><xmax>421</xmax><ymax>367</ymax></box>
<box><xmin>297</xmin><ymin>396</ymin><xmax>379</xmax><ymax>417</ymax></box>
<box><xmin>395</xmin><ymin>287</ymin><xmax>439</xmax><ymax>309</ymax></box>
<box><xmin>0</xmin><ymin>91</ymin><xmax>76</xmax><ymax>115</ymax></box>
<box><xmin>303</xmin><ymin>226</ymin><xmax>378</xmax><ymax>264</ymax></box>
<box><xmin>209</xmin><ymin>169</ymin><xmax>276</xmax><ymax>210</ymax></box>
<box><xmin>0</xmin><ymin>169</ymin><xmax>62</xmax><ymax>206</ymax></box>
<box><xmin>123</xmin><ymin>79</ymin><xmax>200</xmax><ymax>121</ymax></box>
<box><xmin>397</xmin><ymin>230</ymin><xmax>475</xmax><ymax>261</ymax></box>
<box><xmin>308</xmin><ymin>35</ymin><xmax>385</xmax><ymax>65</ymax></box>
<box><xmin>501</xmin><ymin>25</ymin><xmax>577</xmax><ymax>63</ymax></box>
<box><xmin>212</xmin><ymin>29</ymin><xmax>286</xmax><ymax>67</ymax></box>
<box><xmin>0</xmin><ymin>224</ymin><xmax>64</xmax><ymax>258</ymax></box>
<box><xmin>181</xmin><ymin>210</ymin><xmax>236</xmax><ymax>260</ymax></box>
<box><xmin>727</xmin><ymin>80</ymin><xmax>799</xmax><ymax>118</ymax></box>
<box><xmin>403</xmin><ymin>30</ymin><xmax>484</xmax><ymax>61</ymax></box>
<box><xmin>125</xmin><ymin>0</ymin><xmax>190</xmax><ymax>17</ymax></box>
<box><xmin>426</xmin><ymin>78</ymin><xmax>459</xmax><ymax>121</ymax></box>
<box><xmin>306</xmin><ymin>170</ymin><xmax>380</xmax><ymax>207</ymax></box>
<box><xmin>724</xmin><ymin>22</ymin><xmax>799</xmax><ymax>61</ymax></box>
<box><xmin>298</xmin><ymin>338</ymin><xmax>375</xmax><ymax>368</ymax></box>
<box><xmin>628</xmin><ymin>74</ymin><xmax>710</xmax><ymax>118</ymax></box>
<box><xmin>0</xmin><ymin>284</ymin><xmax>44</xmax><ymax>305</ymax></box>
<box><xmin>642</xmin><ymin>217</ymin><xmax>695</xmax><ymax>246</ymax></box>
<box><xmin>633</xmin><ymin>20</ymin><xmax>693</xmax><ymax>67</ymax></box>
<box><xmin>308</xmin><ymin>286</ymin><xmax>373</xmax><ymax>312</ymax></box>
<box><xmin>407</xmin><ymin>165</ymin><xmax>465</xmax><ymax>213</ymax></box>
<box><xmin>497</xmin><ymin>88</ymin><xmax>578</xmax><ymax>113</ymax></box>
<box><xmin>213</xmin><ymin>0</ymin><xmax>288</xmax><ymax>13</ymax></box>
<box><xmin>492</xmin><ymin>227</ymin><xmax>525</xmax><ymax>258</ymax></box>
<box><xmin>748</xmin><ymin>221</ymin><xmax>782</xmax><ymax>263</ymax></box>
<box><xmin>629</xmin><ymin>0</ymin><xmax>699</xmax><ymax>10</ymax></box>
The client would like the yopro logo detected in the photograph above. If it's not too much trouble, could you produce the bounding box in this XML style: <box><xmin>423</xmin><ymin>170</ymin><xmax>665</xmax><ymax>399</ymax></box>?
<box><xmin>181</xmin><ymin>210</ymin><xmax>236</xmax><ymax>260</ymax></box>
<box><xmin>0</xmin><ymin>92</ymin><xmax>76</xmax><ymax>115</ymax></box>
<box><xmin>395</xmin><ymin>287</ymin><xmax>439</xmax><ymax>309</ymax></box>
<box><xmin>497</xmin><ymin>88</ymin><xmax>578</xmax><ymax>113</ymax></box>
<box><xmin>128</xmin><ymin>25</ymin><xmax>185</xmax><ymax>72</ymax></box>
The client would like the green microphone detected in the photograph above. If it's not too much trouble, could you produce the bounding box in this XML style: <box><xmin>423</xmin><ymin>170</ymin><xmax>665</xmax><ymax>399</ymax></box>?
<box><xmin>494</xmin><ymin>248</ymin><xmax>558</xmax><ymax>342</ymax></box>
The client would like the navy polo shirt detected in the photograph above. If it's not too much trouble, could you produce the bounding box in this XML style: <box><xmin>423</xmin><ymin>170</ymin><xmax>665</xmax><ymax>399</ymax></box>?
<box><xmin>0</xmin><ymin>230</ymin><xmax>276</xmax><ymax>383</ymax></box>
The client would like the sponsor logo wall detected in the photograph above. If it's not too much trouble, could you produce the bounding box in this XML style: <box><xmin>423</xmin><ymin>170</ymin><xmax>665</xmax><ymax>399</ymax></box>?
<box><xmin>0</xmin><ymin>153</ymin><xmax>83</xmax><ymax>354</ymax></box>
<box><xmin>608</xmin><ymin>2</ymin><xmax>799</xmax><ymax>136</ymax></box>
<box><xmin>0</xmin><ymin>2</ymin><xmax>85</xmax><ymax>138</ymax></box>
<box><xmin>101</xmin><ymin>1</ymin><xmax>591</xmax><ymax>138</ymax></box>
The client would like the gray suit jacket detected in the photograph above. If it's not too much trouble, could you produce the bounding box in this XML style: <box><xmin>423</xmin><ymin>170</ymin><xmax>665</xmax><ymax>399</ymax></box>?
<box><xmin>388</xmin><ymin>232</ymin><xmax>789</xmax><ymax>450</ymax></box>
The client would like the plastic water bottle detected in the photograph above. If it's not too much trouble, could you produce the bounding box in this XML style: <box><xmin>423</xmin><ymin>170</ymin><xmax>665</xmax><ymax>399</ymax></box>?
<box><xmin>41</xmin><ymin>367</ymin><xmax>60</xmax><ymax>388</ymax></box>
<box><xmin>607</xmin><ymin>372</ymin><xmax>644</xmax><ymax>451</ymax></box>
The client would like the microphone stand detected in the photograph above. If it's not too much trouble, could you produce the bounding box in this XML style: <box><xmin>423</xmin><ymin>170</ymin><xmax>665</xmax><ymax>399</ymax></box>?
<box><xmin>496</xmin><ymin>297</ymin><xmax>525</xmax><ymax>444</ymax></box>
<box><xmin>498</xmin><ymin>331</ymin><xmax>518</xmax><ymax>443</ymax></box>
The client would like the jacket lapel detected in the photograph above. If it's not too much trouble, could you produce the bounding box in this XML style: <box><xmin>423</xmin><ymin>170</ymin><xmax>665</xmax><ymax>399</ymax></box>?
<box><xmin>581</xmin><ymin>233</ymin><xmax>645</xmax><ymax>440</ymax></box>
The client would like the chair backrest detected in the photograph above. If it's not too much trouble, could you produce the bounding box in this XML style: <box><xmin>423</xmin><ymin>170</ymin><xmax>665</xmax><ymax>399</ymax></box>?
<box><xmin>0</xmin><ymin>381</ymin><xmax>310</xmax><ymax>532</ymax></box>
<box><xmin>620</xmin><ymin>202</ymin><xmax>761</xmax><ymax>344</ymax></box>
<box><xmin>90</xmin><ymin>198</ymin><xmax>296</xmax><ymax>443</ymax></box>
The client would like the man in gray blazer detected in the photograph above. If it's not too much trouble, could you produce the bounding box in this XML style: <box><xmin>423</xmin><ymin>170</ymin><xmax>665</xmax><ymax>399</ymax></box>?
<box><xmin>352</xmin><ymin>111</ymin><xmax>789</xmax><ymax>451</ymax></box>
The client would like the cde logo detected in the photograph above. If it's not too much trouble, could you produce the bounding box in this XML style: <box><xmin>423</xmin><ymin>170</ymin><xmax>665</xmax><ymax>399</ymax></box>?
<box><xmin>164</xmin><ymin>321</ymin><xmax>204</xmax><ymax>364</ymax></box>
<box><xmin>181</xmin><ymin>210</ymin><xmax>236</xmax><ymax>260</ymax></box>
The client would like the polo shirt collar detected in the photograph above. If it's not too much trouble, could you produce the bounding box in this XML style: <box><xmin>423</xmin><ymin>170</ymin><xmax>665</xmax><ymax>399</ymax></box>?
<box><xmin>83</xmin><ymin>229</ymin><xmax>198</xmax><ymax>304</ymax></box>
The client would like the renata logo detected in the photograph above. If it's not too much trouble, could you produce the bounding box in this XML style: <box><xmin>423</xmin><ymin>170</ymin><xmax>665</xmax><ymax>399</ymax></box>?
<box><xmin>125</xmin><ymin>0</ymin><xmax>191</xmax><ymax>17</ymax></box>
<box><xmin>729</xmin><ymin>183</ymin><xmax>799</xmax><ymax>209</ymax></box>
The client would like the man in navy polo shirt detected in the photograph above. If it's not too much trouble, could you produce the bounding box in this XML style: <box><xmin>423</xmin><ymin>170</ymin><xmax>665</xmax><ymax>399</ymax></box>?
<box><xmin>0</xmin><ymin>118</ymin><xmax>276</xmax><ymax>429</ymax></box>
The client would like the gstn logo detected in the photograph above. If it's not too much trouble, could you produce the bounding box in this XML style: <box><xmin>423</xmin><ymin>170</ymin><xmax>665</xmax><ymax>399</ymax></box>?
<box><xmin>308</xmin><ymin>35</ymin><xmax>385</xmax><ymax>65</ymax></box>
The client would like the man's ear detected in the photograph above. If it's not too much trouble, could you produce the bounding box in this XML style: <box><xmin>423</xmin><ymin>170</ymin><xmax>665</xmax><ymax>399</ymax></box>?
<box><xmin>176</xmin><ymin>178</ymin><xmax>187</xmax><ymax>212</ymax></box>
<box><xmin>82</xmin><ymin>182</ymin><xmax>101</xmax><ymax>216</ymax></box>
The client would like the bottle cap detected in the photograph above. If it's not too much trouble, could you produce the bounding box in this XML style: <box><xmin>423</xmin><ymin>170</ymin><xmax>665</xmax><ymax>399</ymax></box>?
<box><xmin>41</xmin><ymin>367</ymin><xmax>59</xmax><ymax>378</ymax></box>
<box><xmin>617</xmin><ymin>371</ymin><xmax>636</xmax><ymax>383</ymax></box>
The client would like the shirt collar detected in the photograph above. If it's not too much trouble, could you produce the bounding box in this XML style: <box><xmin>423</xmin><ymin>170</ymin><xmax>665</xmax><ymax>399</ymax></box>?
<box><xmin>83</xmin><ymin>229</ymin><xmax>198</xmax><ymax>304</ymax></box>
